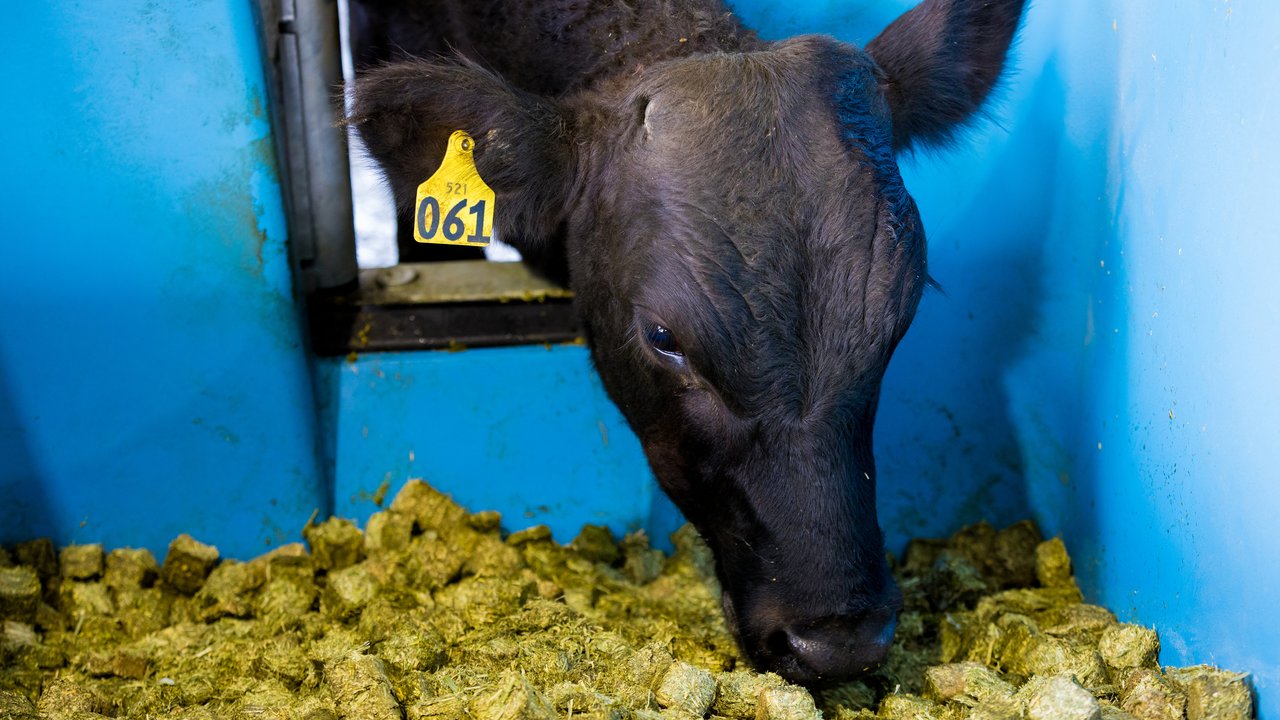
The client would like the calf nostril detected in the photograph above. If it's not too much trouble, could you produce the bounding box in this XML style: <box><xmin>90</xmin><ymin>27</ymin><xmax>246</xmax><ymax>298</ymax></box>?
<box><xmin>766</xmin><ymin>629</ymin><xmax>793</xmax><ymax>659</ymax></box>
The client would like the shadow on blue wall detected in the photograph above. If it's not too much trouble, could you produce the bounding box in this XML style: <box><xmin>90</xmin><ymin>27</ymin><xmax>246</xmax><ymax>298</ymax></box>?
<box><xmin>0</xmin><ymin>357</ymin><xmax>53</xmax><ymax>545</ymax></box>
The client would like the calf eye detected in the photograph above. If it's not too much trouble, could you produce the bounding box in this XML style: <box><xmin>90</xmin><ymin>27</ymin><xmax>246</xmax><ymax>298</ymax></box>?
<box><xmin>645</xmin><ymin>323</ymin><xmax>684</xmax><ymax>361</ymax></box>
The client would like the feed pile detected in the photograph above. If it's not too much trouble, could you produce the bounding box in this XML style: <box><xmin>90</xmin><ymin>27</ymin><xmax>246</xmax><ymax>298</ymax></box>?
<box><xmin>0</xmin><ymin>480</ymin><xmax>1253</xmax><ymax>719</ymax></box>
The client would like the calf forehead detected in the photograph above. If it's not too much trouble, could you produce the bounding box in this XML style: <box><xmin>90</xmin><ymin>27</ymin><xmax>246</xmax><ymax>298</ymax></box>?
<box><xmin>630</xmin><ymin>40</ymin><xmax>907</xmax><ymax>276</ymax></box>
<box><xmin>638</xmin><ymin>41</ymin><xmax>889</xmax><ymax>205</ymax></box>
<box><xmin>628</xmin><ymin>43</ymin><xmax>924</xmax><ymax>415</ymax></box>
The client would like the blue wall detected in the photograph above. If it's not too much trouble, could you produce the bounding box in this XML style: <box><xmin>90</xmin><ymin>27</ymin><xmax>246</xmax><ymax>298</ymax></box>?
<box><xmin>1013</xmin><ymin>0</ymin><xmax>1280</xmax><ymax>708</ymax></box>
<box><xmin>0</xmin><ymin>2</ymin><xmax>325</xmax><ymax>558</ymax></box>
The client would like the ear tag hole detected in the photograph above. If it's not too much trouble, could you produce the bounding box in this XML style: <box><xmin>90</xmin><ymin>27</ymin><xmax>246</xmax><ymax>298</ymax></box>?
<box><xmin>413</xmin><ymin>130</ymin><xmax>495</xmax><ymax>247</ymax></box>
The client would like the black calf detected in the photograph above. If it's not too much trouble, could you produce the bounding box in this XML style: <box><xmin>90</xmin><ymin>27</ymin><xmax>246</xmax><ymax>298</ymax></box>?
<box><xmin>349</xmin><ymin>0</ymin><xmax>1026</xmax><ymax>682</ymax></box>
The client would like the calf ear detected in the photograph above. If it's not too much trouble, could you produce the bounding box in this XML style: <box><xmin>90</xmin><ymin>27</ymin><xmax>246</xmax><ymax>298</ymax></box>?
<box><xmin>866</xmin><ymin>0</ymin><xmax>1027</xmax><ymax>150</ymax></box>
<box><xmin>348</xmin><ymin>60</ymin><xmax>573</xmax><ymax>249</ymax></box>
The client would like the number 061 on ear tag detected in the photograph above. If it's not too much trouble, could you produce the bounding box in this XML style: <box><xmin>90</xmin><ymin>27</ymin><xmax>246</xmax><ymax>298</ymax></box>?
<box><xmin>413</xmin><ymin>130</ymin><xmax>494</xmax><ymax>247</ymax></box>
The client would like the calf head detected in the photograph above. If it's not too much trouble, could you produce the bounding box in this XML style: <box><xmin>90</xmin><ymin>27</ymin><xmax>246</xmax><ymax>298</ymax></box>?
<box><xmin>353</xmin><ymin>0</ymin><xmax>1026</xmax><ymax>683</ymax></box>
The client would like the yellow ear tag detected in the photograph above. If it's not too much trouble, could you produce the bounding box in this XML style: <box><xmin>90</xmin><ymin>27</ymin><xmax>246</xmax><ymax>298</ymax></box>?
<box><xmin>413</xmin><ymin>130</ymin><xmax>495</xmax><ymax>247</ymax></box>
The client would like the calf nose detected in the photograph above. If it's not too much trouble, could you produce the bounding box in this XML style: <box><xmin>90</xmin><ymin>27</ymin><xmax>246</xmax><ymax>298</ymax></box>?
<box><xmin>767</xmin><ymin>607</ymin><xmax>899</xmax><ymax>683</ymax></box>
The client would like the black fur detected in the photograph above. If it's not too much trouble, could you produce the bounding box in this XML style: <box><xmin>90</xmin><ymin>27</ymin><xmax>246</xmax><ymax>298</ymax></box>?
<box><xmin>349</xmin><ymin>0</ymin><xmax>1026</xmax><ymax>683</ymax></box>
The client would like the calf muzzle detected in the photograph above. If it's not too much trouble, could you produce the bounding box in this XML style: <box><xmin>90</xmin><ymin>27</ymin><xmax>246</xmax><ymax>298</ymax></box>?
<box><xmin>749</xmin><ymin>584</ymin><xmax>904</xmax><ymax>684</ymax></box>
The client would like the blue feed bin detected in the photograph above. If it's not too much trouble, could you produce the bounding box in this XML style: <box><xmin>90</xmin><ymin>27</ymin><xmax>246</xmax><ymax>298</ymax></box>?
<box><xmin>3</xmin><ymin>0</ymin><xmax>1279</xmax><ymax>716</ymax></box>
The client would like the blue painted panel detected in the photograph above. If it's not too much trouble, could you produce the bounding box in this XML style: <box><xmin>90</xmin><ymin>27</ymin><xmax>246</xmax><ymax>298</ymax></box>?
<box><xmin>1033</xmin><ymin>1</ymin><xmax>1280</xmax><ymax>711</ymax></box>
<box><xmin>0</xmin><ymin>2</ymin><xmax>324</xmax><ymax>559</ymax></box>
<box><xmin>320</xmin><ymin>346</ymin><xmax>683</xmax><ymax>545</ymax></box>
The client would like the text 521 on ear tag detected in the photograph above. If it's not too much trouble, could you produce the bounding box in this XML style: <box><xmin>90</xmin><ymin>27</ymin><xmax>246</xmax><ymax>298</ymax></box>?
<box><xmin>413</xmin><ymin>130</ymin><xmax>495</xmax><ymax>247</ymax></box>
